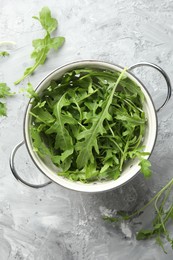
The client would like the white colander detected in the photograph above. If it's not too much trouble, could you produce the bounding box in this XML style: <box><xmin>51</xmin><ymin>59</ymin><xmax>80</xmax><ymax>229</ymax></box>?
<box><xmin>10</xmin><ymin>61</ymin><xmax>171</xmax><ymax>192</ymax></box>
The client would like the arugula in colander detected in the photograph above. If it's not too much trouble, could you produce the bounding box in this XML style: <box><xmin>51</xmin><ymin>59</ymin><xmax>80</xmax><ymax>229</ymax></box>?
<box><xmin>29</xmin><ymin>67</ymin><xmax>151</xmax><ymax>182</ymax></box>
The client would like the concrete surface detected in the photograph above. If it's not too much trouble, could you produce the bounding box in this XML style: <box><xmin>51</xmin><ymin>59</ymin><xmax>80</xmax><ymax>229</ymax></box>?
<box><xmin>0</xmin><ymin>0</ymin><xmax>173</xmax><ymax>259</ymax></box>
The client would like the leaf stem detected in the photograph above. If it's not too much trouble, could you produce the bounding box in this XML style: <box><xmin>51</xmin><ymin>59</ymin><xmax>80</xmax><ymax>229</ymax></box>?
<box><xmin>14</xmin><ymin>48</ymin><xmax>46</xmax><ymax>85</ymax></box>
<box><xmin>126</xmin><ymin>178</ymin><xmax>173</xmax><ymax>219</ymax></box>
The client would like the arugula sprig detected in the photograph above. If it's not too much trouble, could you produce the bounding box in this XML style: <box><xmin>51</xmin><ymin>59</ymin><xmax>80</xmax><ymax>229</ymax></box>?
<box><xmin>0</xmin><ymin>83</ymin><xmax>14</xmax><ymax>116</ymax></box>
<box><xmin>104</xmin><ymin>178</ymin><xmax>173</xmax><ymax>253</ymax></box>
<box><xmin>29</xmin><ymin>67</ymin><xmax>150</xmax><ymax>182</ymax></box>
<box><xmin>14</xmin><ymin>7</ymin><xmax>65</xmax><ymax>85</ymax></box>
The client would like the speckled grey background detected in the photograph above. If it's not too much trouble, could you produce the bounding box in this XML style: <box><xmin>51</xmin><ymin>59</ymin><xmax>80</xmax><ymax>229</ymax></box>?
<box><xmin>0</xmin><ymin>0</ymin><xmax>173</xmax><ymax>259</ymax></box>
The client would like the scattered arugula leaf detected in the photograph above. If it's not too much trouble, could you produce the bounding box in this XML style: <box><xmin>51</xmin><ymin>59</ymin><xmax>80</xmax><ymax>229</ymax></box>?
<box><xmin>14</xmin><ymin>6</ymin><xmax>65</xmax><ymax>85</ymax></box>
<box><xmin>32</xmin><ymin>6</ymin><xmax>58</xmax><ymax>34</ymax></box>
<box><xmin>139</xmin><ymin>159</ymin><xmax>151</xmax><ymax>178</ymax></box>
<box><xmin>20</xmin><ymin>83</ymin><xmax>39</xmax><ymax>99</ymax></box>
<box><xmin>0</xmin><ymin>83</ymin><xmax>14</xmax><ymax>98</ymax></box>
<box><xmin>29</xmin><ymin>67</ymin><xmax>150</xmax><ymax>182</ymax></box>
<box><xmin>0</xmin><ymin>102</ymin><xmax>7</xmax><ymax>116</ymax></box>
<box><xmin>104</xmin><ymin>177</ymin><xmax>173</xmax><ymax>253</ymax></box>
<box><xmin>0</xmin><ymin>83</ymin><xmax>14</xmax><ymax>116</ymax></box>
<box><xmin>0</xmin><ymin>51</ymin><xmax>9</xmax><ymax>57</ymax></box>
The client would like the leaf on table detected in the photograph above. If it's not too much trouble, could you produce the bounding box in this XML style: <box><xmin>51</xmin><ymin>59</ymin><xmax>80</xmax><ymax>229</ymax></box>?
<box><xmin>33</xmin><ymin>6</ymin><xmax>58</xmax><ymax>34</ymax></box>
<box><xmin>0</xmin><ymin>102</ymin><xmax>7</xmax><ymax>116</ymax></box>
<box><xmin>0</xmin><ymin>83</ymin><xmax>14</xmax><ymax>116</ymax></box>
<box><xmin>155</xmin><ymin>236</ymin><xmax>167</xmax><ymax>254</ymax></box>
<box><xmin>136</xmin><ymin>229</ymin><xmax>153</xmax><ymax>240</ymax></box>
<box><xmin>103</xmin><ymin>216</ymin><xmax>120</xmax><ymax>223</ymax></box>
<box><xmin>0</xmin><ymin>83</ymin><xmax>14</xmax><ymax>98</ymax></box>
<box><xmin>14</xmin><ymin>6</ymin><xmax>65</xmax><ymax>85</ymax></box>
<box><xmin>139</xmin><ymin>159</ymin><xmax>151</xmax><ymax>178</ymax></box>
<box><xmin>0</xmin><ymin>51</ymin><xmax>9</xmax><ymax>57</ymax></box>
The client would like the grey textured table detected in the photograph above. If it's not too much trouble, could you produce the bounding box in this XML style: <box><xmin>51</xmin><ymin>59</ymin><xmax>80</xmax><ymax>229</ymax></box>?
<box><xmin>1</xmin><ymin>0</ymin><xmax>173</xmax><ymax>259</ymax></box>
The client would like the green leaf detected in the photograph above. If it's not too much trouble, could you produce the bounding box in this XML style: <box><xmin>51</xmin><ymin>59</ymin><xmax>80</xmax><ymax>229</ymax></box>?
<box><xmin>84</xmin><ymin>163</ymin><xmax>99</xmax><ymax>181</ymax></box>
<box><xmin>29</xmin><ymin>67</ymin><xmax>149</xmax><ymax>183</ymax></box>
<box><xmin>30</xmin><ymin>108</ymin><xmax>55</xmax><ymax>125</ymax></box>
<box><xmin>167</xmin><ymin>207</ymin><xmax>173</xmax><ymax>220</ymax></box>
<box><xmin>0</xmin><ymin>102</ymin><xmax>7</xmax><ymax>116</ymax></box>
<box><xmin>139</xmin><ymin>159</ymin><xmax>151</xmax><ymax>178</ymax></box>
<box><xmin>76</xmin><ymin>68</ymin><xmax>127</xmax><ymax>169</ymax></box>
<box><xmin>100</xmin><ymin>159</ymin><xmax>113</xmax><ymax>174</ymax></box>
<box><xmin>0</xmin><ymin>83</ymin><xmax>14</xmax><ymax>98</ymax></box>
<box><xmin>14</xmin><ymin>6</ymin><xmax>65</xmax><ymax>85</ymax></box>
<box><xmin>30</xmin><ymin>126</ymin><xmax>52</xmax><ymax>158</ymax></box>
<box><xmin>25</xmin><ymin>82</ymin><xmax>39</xmax><ymax>99</ymax></box>
<box><xmin>0</xmin><ymin>51</ymin><xmax>9</xmax><ymax>57</ymax></box>
<box><xmin>103</xmin><ymin>216</ymin><xmax>120</xmax><ymax>223</ymax></box>
<box><xmin>156</xmin><ymin>236</ymin><xmax>167</xmax><ymax>254</ymax></box>
<box><xmin>104</xmin><ymin>173</ymin><xmax>173</xmax><ymax>253</ymax></box>
<box><xmin>115</xmin><ymin>113</ymin><xmax>146</xmax><ymax>125</ymax></box>
<box><xmin>47</xmin><ymin>36</ymin><xmax>65</xmax><ymax>50</ymax></box>
<box><xmin>136</xmin><ymin>229</ymin><xmax>153</xmax><ymax>240</ymax></box>
<box><xmin>120</xmin><ymin>77</ymin><xmax>145</xmax><ymax>104</ymax></box>
<box><xmin>38</xmin><ymin>6</ymin><xmax>58</xmax><ymax>34</ymax></box>
<box><xmin>0</xmin><ymin>83</ymin><xmax>14</xmax><ymax>116</ymax></box>
<box><xmin>49</xmin><ymin>94</ymin><xmax>74</xmax><ymax>152</ymax></box>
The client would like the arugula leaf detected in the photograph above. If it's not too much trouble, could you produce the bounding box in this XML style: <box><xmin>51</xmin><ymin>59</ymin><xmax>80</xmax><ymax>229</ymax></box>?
<box><xmin>76</xmin><ymin>69</ymin><xmax>127</xmax><ymax>169</ymax></box>
<box><xmin>26</xmin><ymin>82</ymin><xmax>39</xmax><ymax>99</ymax></box>
<box><xmin>156</xmin><ymin>236</ymin><xmax>168</xmax><ymax>254</ymax></box>
<box><xmin>136</xmin><ymin>229</ymin><xmax>154</xmax><ymax>240</ymax></box>
<box><xmin>29</xmin><ymin>67</ymin><xmax>149</xmax><ymax>182</ymax></box>
<box><xmin>30</xmin><ymin>126</ymin><xmax>53</xmax><ymax>158</ymax></box>
<box><xmin>19</xmin><ymin>83</ymin><xmax>40</xmax><ymax>100</ymax></box>
<box><xmin>0</xmin><ymin>51</ymin><xmax>9</xmax><ymax>57</ymax></box>
<box><xmin>14</xmin><ymin>6</ymin><xmax>65</xmax><ymax>85</ymax></box>
<box><xmin>104</xmin><ymin>177</ymin><xmax>173</xmax><ymax>253</ymax></box>
<box><xmin>33</xmin><ymin>6</ymin><xmax>58</xmax><ymax>34</ymax></box>
<box><xmin>0</xmin><ymin>102</ymin><xmax>7</xmax><ymax>116</ymax></box>
<box><xmin>0</xmin><ymin>83</ymin><xmax>14</xmax><ymax>116</ymax></box>
<box><xmin>0</xmin><ymin>83</ymin><xmax>14</xmax><ymax>98</ymax></box>
<box><xmin>103</xmin><ymin>216</ymin><xmax>120</xmax><ymax>223</ymax></box>
<box><xmin>139</xmin><ymin>159</ymin><xmax>151</xmax><ymax>178</ymax></box>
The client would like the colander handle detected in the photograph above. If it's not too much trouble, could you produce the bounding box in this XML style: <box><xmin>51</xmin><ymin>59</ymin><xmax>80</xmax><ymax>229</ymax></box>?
<box><xmin>128</xmin><ymin>62</ymin><xmax>172</xmax><ymax>112</ymax></box>
<box><xmin>9</xmin><ymin>141</ymin><xmax>52</xmax><ymax>188</ymax></box>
